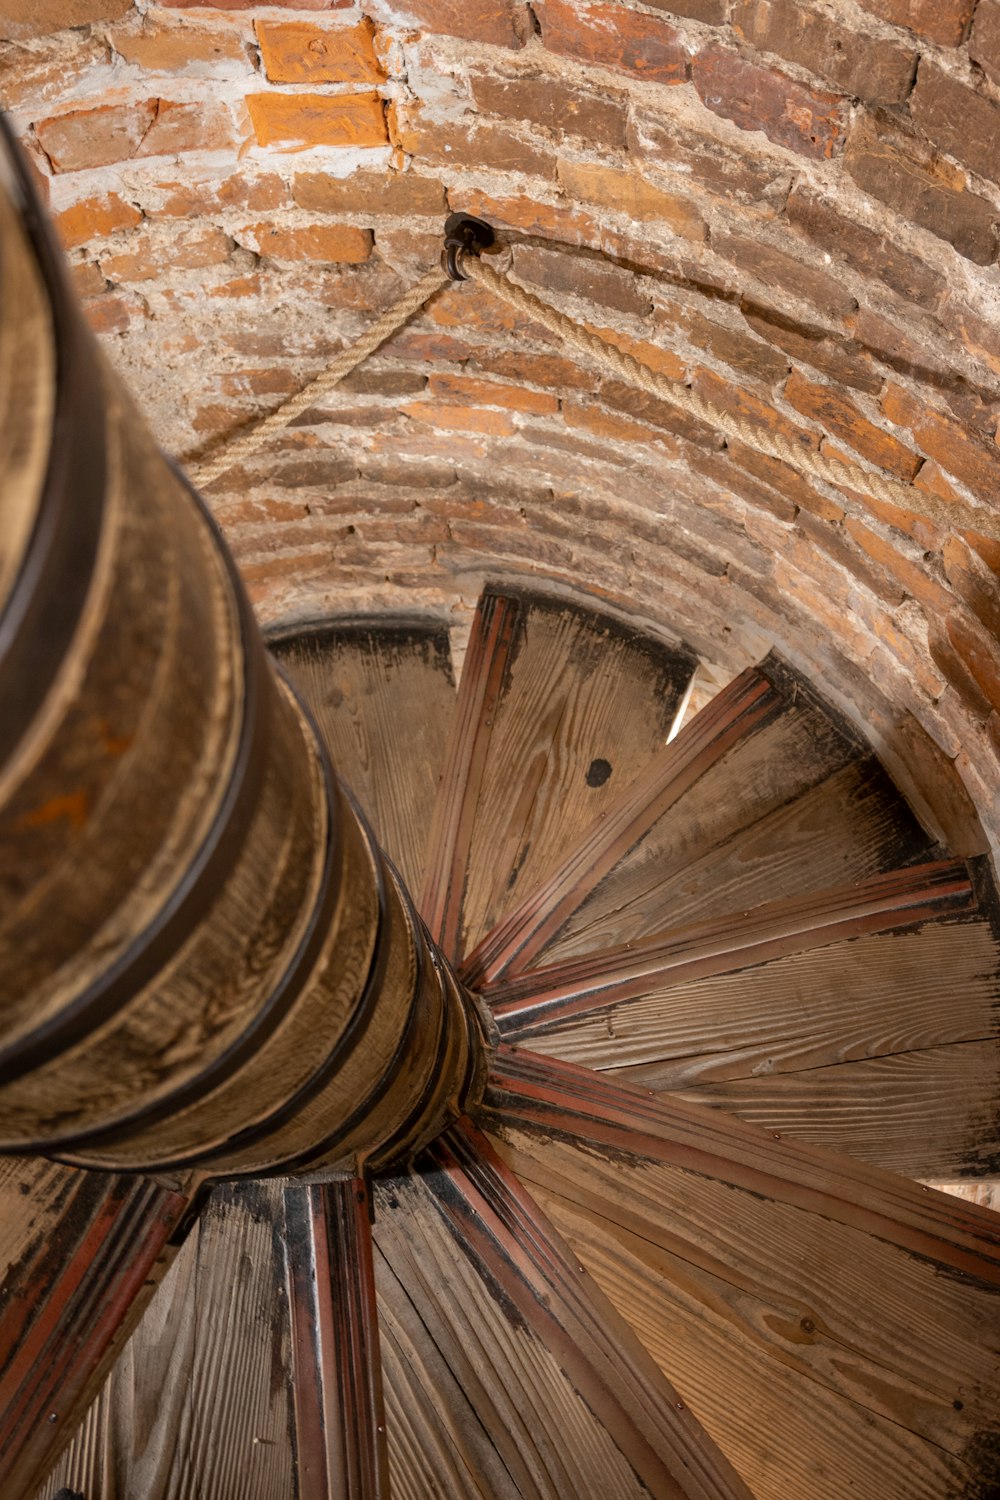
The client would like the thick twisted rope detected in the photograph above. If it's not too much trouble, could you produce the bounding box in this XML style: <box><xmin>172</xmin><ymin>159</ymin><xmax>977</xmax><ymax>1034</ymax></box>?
<box><xmin>187</xmin><ymin>264</ymin><xmax>450</xmax><ymax>488</ymax></box>
<box><xmin>463</xmin><ymin>255</ymin><xmax>1000</xmax><ymax>544</ymax></box>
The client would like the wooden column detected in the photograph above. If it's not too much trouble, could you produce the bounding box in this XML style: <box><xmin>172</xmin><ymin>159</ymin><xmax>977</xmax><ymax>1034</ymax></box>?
<box><xmin>0</xmin><ymin>120</ymin><xmax>480</xmax><ymax>1178</ymax></box>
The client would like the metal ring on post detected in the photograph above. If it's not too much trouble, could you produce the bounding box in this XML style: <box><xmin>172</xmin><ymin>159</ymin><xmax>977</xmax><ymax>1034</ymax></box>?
<box><xmin>442</xmin><ymin>212</ymin><xmax>496</xmax><ymax>282</ymax></box>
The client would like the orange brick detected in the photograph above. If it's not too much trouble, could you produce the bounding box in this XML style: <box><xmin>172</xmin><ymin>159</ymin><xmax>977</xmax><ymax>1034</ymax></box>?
<box><xmin>99</xmin><ymin>225</ymin><xmax>232</xmax><ymax>282</ymax></box>
<box><xmin>246</xmin><ymin>91</ymin><xmax>387</xmax><ymax>150</ymax></box>
<box><xmin>563</xmin><ymin>400</ymin><xmax>677</xmax><ymax>448</ymax></box>
<box><xmin>557</xmin><ymin>159</ymin><xmax>705</xmax><ymax>240</ymax></box>
<box><xmin>237</xmin><ymin>222</ymin><xmax>372</xmax><ymax>263</ymax></box>
<box><xmin>427</xmin><ymin>373</ymin><xmax>558</xmax><ymax>414</ymax></box>
<box><xmin>139</xmin><ymin>99</ymin><xmax>237</xmax><ymax>157</ymax></box>
<box><xmin>110</xmin><ymin>17</ymin><xmax>250</xmax><ymax>72</ymax></box>
<box><xmin>881</xmin><ymin>384</ymin><xmax>1000</xmax><ymax>503</ymax></box>
<box><xmin>293</xmin><ymin>171</ymin><xmax>445</xmax><ymax>216</ymax></box>
<box><xmin>587</xmin><ymin>324</ymin><xmax>686</xmax><ymax>382</ymax></box>
<box><xmin>785</xmin><ymin>371</ymin><xmax>919</xmax><ymax>480</ymax></box>
<box><xmin>54</xmin><ymin>193</ymin><xmax>141</xmax><ymax>250</ymax></box>
<box><xmin>401</xmin><ymin>402</ymin><xmax>518</xmax><ymax>436</ymax></box>
<box><xmin>256</xmin><ymin>19</ymin><xmax>384</xmax><ymax>85</ymax></box>
<box><xmin>0</xmin><ymin>0</ymin><xmax>129</xmax><ymax>40</ymax></box>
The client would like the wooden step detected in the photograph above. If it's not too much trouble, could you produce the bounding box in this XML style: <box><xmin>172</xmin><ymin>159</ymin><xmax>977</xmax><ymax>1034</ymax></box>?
<box><xmin>419</xmin><ymin>586</ymin><xmax>696</xmax><ymax>962</ymax></box>
<box><xmin>269</xmin><ymin>617</ymin><xmax>456</xmax><ymax>893</ymax></box>
<box><xmin>482</xmin><ymin>860</ymin><xmax>1000</xmax><ymax>1177</ymax></box>
<box><xmin>483</xmin><ymin>1048</ymin><xmax>1000</xmax><ymax>1500</ymax></box>
<box><xmin>463</xmin><ymin>655</ymin><xmax>930</xmax><ymax>987</ymax></box>
<box><xmin>372</xmin><ymin>1121</ymin><xmax>752</xmax><ymax>1500</ymax></box>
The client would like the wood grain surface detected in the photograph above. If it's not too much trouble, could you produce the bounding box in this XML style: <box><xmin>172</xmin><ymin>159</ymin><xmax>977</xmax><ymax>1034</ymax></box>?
<box><xmin>421</xmin><ymin>587</ymin><xmax>694</xmax><ymax>963</ymax></box>
<box><xmin>37</xmin><ymin>1180</ymin><xmax>294</xmax><ymax>1500</ymax></box>
<box><xmin>373</xmin><ymin>1124</ymin><xmax>753</xmax><ymax>1500</ymax></box>
<box><xmin>270</xmin><ymin>619</ymin><xmax>456</xmax><ymax>893</ymax></box>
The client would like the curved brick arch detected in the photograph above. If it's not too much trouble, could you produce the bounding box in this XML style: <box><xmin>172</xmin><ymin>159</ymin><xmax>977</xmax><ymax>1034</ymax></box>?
<box><xmin>2</xmin><ymin>0</ymin><xmax>1000</xmax><ymax>858</ymax></box>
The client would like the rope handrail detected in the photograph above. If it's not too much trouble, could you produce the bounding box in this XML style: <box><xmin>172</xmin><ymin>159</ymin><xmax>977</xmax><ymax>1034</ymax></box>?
<box><xmin>183</xmin><ymin>221</ymin><xmax>1000</xmax><ymax>544</ymax></box>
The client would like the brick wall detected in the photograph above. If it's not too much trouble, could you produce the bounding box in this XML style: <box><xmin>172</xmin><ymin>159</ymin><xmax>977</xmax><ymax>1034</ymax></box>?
<box><xmin>2</xmin><ymin>0</ymin><xmax>1000</xmax><ymax>859</ymax></box>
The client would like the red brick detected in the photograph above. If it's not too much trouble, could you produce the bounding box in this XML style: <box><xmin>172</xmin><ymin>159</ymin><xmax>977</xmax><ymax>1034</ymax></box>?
<box><xmin>556</xmin><ymin>159</ymin><xmax>705</xmax><ymax>240</ymax></box>
<box><xmin>54</xmin><ymin>192</ymin><xmax>141</xmax><ymax>250</ymax></box>
<box><xmin>853</xmin><ymin>0</ymin><xmax>974</xmax><ymax>47</ymax></box>
<box><xmin>0</xmin><ymin>0</ymin><xmax>128</xmax><ymax>39</ymax></box>
<box><xmin>293</xmin><ymin>171</ymin><xmax>445</xmax><ymax>217</ymax></box>
<box><xmin>881</xmin><ymin>383</ymin><xmax>1000</xmax><ymax>503</ymax></box>
<box><xmin>970</xmin><ymin>0</ymin><xmax>1000</xmax><ymax>87</ymax></box>
<box><xmin>138</xmin><ymin>99</ymin><xmax>237</xmax><ymax>158</ymax></box>
<box><xmin>469</xmin><ymin>71</ymin><xmax>628</xmax><ymax>150</ymax></box>
<box><xmin>910</xmin><ymin>62</ymin><xmax>1000</xmax><ymax>192</ymax></box>
<box><xmin>740</xmin><ymin>305</ymin><xmax>882</xmax><ymax>395</ymax></box>
<box><xmin>732</xmin><ymin>0</ymin><xmax>916</xmax><ymax>105</ymax></box>
<box><xmin>785</xmin><ymin>371</ymin><xmax>920</xmax><ymax>480</ymax></box>
<box><xmin>99</xmin><ymin>224</ymin><xmax>232</xmax><ymax>281</ymax></box>
<box><xmin>627</xmin><ymin>108</ymin><xmax>789</xmax><ymax>204</ymax></box>
<box><xmin>844</xmin><ymin>113</ymin><xmax>997</xmax><ymax>266</ymax></box>
<box><xmin>394</xmin><ymin>0</ymin><xmax>526</xmax><ymax>47</ymax></box>
<box><xmin>785</xmin><ymin>188</ymin><xmax>944</xmax><ymax>309</ymax></box>
<box><xmin>236</xmin><ymin>222</ymin><xmax>372</xmax><ymax>264</ymax></box>
<box><xmin>256</xmin><ymin>19</ymin><xmax>383</xmax><ymax>84</ymax></box>
<box><xmin>427</xmin><ymin>373</ymin><xmax>558</xmax><ymax>415</ymax></box>
<box><xmin>35</xmin><ymin>100</ymin><xmax>156</xmax><ymax>172</ymax></box>
<box><xmin>110</xmin><ymin>17</ymin><xmax>250</xmax><ymax>73</ymax></box>
<box><xmin>513</xmin><ymin>243</ymin><xmax>652</xmax><ymax>318</ymax></box>
<box><xmin>535</xmin><ymin>0</ymin><xmax>687</xmax><ymax>86</ymax></box>
<box><xmin>246</xmin><ymin>92</ymin><xmax>387</xmax><ymax>150</ymax></box>
<box><xmin>692</xmin><ymin>44</ymin><xmax>846</xmax><ymax>161</ymax></box>
<box><xmin>713</xmin><ymin>233</ymin><xmax>857</xmax><ymax>321</ymax></box>
<box><xmin>399</xmin><ymin>115</ymin><xmax>558</xmax><ymax>182</ymax></box>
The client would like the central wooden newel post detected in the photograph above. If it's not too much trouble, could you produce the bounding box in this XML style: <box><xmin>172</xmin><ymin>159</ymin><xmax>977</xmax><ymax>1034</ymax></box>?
<box><xmin>0</xmin><ymin>124</ymin><xmax>482</xmax><ymax>1183</ymax></box>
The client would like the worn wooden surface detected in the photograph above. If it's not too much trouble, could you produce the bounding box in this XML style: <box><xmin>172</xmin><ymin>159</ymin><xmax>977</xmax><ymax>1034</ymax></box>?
<box><xmin>373</xmin><ymin>1124</ymin><xmax>753</xmax><ymax>1500</ymax></box>
<box><xmin>283</xmin><ymin>1177</ymin><xmax>389</xmax><ymax>1499</ymax></box>
<box><xmin>484</xmin><ymin>1048</ymin><xmax>1000</xmax><ymax>1500</ymax></box>
<box><xmin>270</xmin><ymin>619</ymin><xmax>456</xmax><ymax>894</ymax></box>
<box><xmin>37</xmin><ymin>1181</ymin><xmax>294</xmax><ymax>1500</ymax></box>
<box><xmin>421</xmin><ymin>587</ymin><xmax>695</xmax><ymax>962</ymax></box>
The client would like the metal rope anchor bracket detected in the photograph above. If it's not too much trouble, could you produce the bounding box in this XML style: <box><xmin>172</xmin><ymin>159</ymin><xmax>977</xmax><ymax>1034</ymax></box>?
<box><xmin>442</xmin><ymin>212</ymin><xmax>496</xmax><ymax>281</ymax></box>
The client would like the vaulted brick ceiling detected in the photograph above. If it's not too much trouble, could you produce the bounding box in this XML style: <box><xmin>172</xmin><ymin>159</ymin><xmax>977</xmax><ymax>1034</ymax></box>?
<box><xmin>2</xmin><ymin>0</ymin><xmax>1000</xmax><ymax>862</ymax></box>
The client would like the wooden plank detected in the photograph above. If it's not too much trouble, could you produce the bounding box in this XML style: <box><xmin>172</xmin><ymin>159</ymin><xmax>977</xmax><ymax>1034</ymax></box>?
<box><xmin>484</xmin><ymin>1055</ymin><xmax>1000</xmax><ymax>1500</ymax></box>
<box><xmin>37</xmin><ymin>1181</ymin><xmax>294</xmax><ymax>1500</ymax></box>
<box><xmin>0</xmin><ymin>1169</ymin><xmax>194</xmax><ymax>1500</ymax></box>
<box><xmin>460</xmin><ymin>665</ymin><xmax>786</xmax><ymax>988</ymax></box>
<box><xmin>283</xmin><ymin>1177</ymin><xmax>388</xmax><ymax>1499</ymax></box>
<box><xmin>422</xmin><ymin>587</ymin><xmax>695</xmax><ymax>963</ymax></box>
<box><xmin>270</xmin><ymin>618</ymin><xmax>455</xmax><ymax>893</ymax></box>
<box><xmin>373</xmin><ymin>1125</ymin><xmax>754</xmax><ymax>1500</ymax></box>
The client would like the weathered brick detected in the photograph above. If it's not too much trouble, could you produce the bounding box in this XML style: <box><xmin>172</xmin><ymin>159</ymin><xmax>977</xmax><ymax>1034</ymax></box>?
<box><xmin>256</xmin><ymin>19</ymin><xmax>383</xmax><ymax>84</ymax></box>
<box><xmin>842</xmin><ymin>515</ymin><xmax>954</xmax><ymax>613</ymax></box>
<box><xmin>593</xmin><ymin>379</ymin><xmax>713</xmax><ymax>446</ymax></box>
<box><xmin>563</xmin><ymin>399</ymin><xmax>679</xmax><ymax>449</ymax></box>
<box><xmin>844</xmin><ymin>113</ymin><xmax>997</xmax><ymax>266</ymax></box>
<box><xmin>398</xmin><ymin>115</ymin><xmax>558</xmax><ymax>181</ymax></box>
<box><xmin>246</xmin><ymin>91</ymin><xmax>387</xmax><ymax>150</ymax></box>
<box><xmin>881</xmin><ymin>383</ymin><xmax>1000</xmax><ymax>503</ymax></box>
<box><xmin>110</xmin><ymin>16</ymin><xmax>250</xmax><ymax>74</ymax></box>
<box><xmin>82</xmin><ymin>288</ymin><xmax>146</xmax><ymax>336</ymax></box>
<box><xmin>740</xmin><ymin>304</ymin><xmax>882</xmax><ymax>394</ymax></box>
<box><xmin>556</xmin><ymin>159</ymin><xmax>705</xmax><ymax>239</ymax></box>
<box><xmin>470</xmin><ymin>348</ymin><xmax>598</xmax><ymax>394</ymax></box>
<box><xmin>970</xmin><ymin>0</ymin><xmax>1000</xmax><ymax>86</ymax></box>
<box><xmin>153</xmin><ymin>172</ymin><xmax>290</xmax><ymax>218</ymax></box>
<box><xmin>687</xmin><ymin>447</ymin><xmax>797</xmax><ymax>523</ymax></box>
<box><xmin>942</xmin><ymin>534</ymin><xmax>1000</xmax><ymax>641</ymax></box>
<box><xmin>394</xmin><ymin>0</ymin><xmax>526</xmax><ymax>47</ymax></box>
<box><xmin>910</xmin><ymin>62</ymin><xmax>1000</xmax><ymax>193</ymax></box>
<box><xmin>693</xmin><ymin>366</ymin><xmax>818</xmax><ymax>453</ymax></box>
<box><xmin>785</xmin><ymin>370</ymin><xmax>919</xmax><ymax>479</ymax></box>
<box><xmin>588</xmin><ymin>326</ymin><xmax>686</xmax><ymax>382</ymax></box>
<box><xmin>0</xmin><ymin>0</ymin><xmax>128</xmax><ymax>39</ymax></box>
<box><xmin>510</xmin><ymin>250</ymin><xmax>649</xmax><ymax>329</ymax></box>
<box><xmin>138</xmin><ymin>99</ymin><xmax>237</xmax><ymax>158</ymax></box>
<box><xmin>785</xmin><ymin>188</ymin><xmax>944</xmax><ymax>309</ymax></box>
<box><xmin>293</xmin><ymin>170</ymin><xmax>445</xmax><ymax>217</ymax></box>
<box><xmin>732</xmin><ymin>0</ymin><xmax>916</xmax><ymax>105</ymax></box>
<box><xmin>70</xmin><ymin>259</ymin><xmax>107</xmax><ymax>297</ymax></box>
<box><xmin>35</xmin><ymin>100</ymin><xmax>156</xmax><ymax>172</ymax></box>
<box><xmin>726</xmin><ymin>437</ymin><xmax>845</xmax><ymax>521</ymax></box>
<box><xmin>446</xmin><ymin>187</ymin><xmax>597</xmax><ymax>247</ymax></box>
<box><xmin>469</xmin><ymin>71</ymin><xmax>627</xmax><ymax>150</ymax></box>
<box><xmin>427</xmin><ymin>373</ymin><xmax>558</xmax><ymax>415</ymax></box>
<box><xmin>236</xmin><ymin>222</ymin><xmax>372</xmax><ymax>263</ymax></box>
<box><xmin>713</xmin><ymin>233</ymin><xmax>857</xmax><ymax>321</ymax></box>
<box><xmin>535</xmin><ymin>0</ymin><xmax>687</xmax><ymax>86</ymax></box>
<box><xmin>945</xmin><ymin>612</ymin><xmax>1000</xmax><ymax>713</ymax></box>
<box><xmin>655</xmin><ymin>298</ymin><xmax>789</xmax><ymax>385</ymax></box>
<box><xmin>401</xmin><ymin>400</ymin><xmax>518</xmax><ymax>437</ymax></box>
<box><xmin>928</xmin><ymin>616</ymin><xmax>993</xmax><ymax>720</ymax></box>
<box><xmin>54</xmin><ymin>192</ymin><xmax>141</xmax><ymax>249</ymax></box>
<box><xmin>0</xmin><ymin>32</ymin><xmax>107</xmax><ymax>109</ymax></box>
<box><xmin>627</xmin><ymin>108</ymin><xmax>789</xmax><ymax>204</ymax></box>
<box><xmin>99</xmin><ymin>224</ymin><xmax>232</xmax><ymax>281</ymax></box>
<box><xmin>853</xmin><ymin>0</ymin><xmax>974</xmax><ymax>47</ymax></box>
<box><xmin>161</xmin><ymin>0</ymin><xmax>348</xmax><ymax>9</ymax></box>
<box><xmin>692</xmin><ymin>44</ymin><xmax>847</xmax><ymax>161</ymax></box>
<box><xmin>644</xmin><ymin>0</ymin><xmax>726</xmax><ymax>19</ymax></box>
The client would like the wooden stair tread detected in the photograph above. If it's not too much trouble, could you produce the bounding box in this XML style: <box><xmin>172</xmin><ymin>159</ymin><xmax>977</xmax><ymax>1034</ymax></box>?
<box><xmin>420</xmin><ymin>586</ymin><xmax>695</xmax><ymax>961</ymax></box>
<box><xmin>269</xmin><ymin>617</ymin><xmax>455</xmax><ymax>892</ymax></box>
<box><xmin>483</xmin><ymin>1049</ymin><xmax>1000</xmax><ymax>1500</ymax></box>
